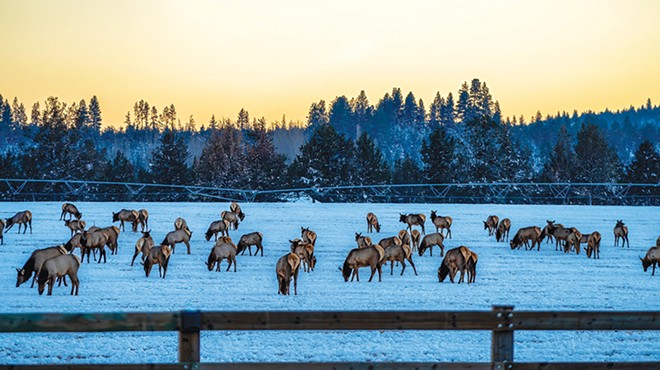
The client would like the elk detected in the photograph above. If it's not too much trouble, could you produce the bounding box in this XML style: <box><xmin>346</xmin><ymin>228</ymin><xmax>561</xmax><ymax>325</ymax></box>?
<box><xmin>237</xmin><ymin>232</ymin><xmax>264</xmax><ymax>256</ymax></box>
<box><xmin>16</xmin><ymin>245</ymin><xmax>70</xmax><ymax>288</ymax></box>
<box><xmin>366</xmin><ymin>212</ymin><xmax>381</xmax><ymax>233</ymax></box>
<box><xmin>355</xmin><ymin>233</ymin><xmax>373</xmax><ymax>248</ymax></box>
<box><xmin>613</xmin><ymin>220</ymin><xmax>629</xmax><ymax>248</ymax></box>
<box><xmin>430</xmin><ymin>211</ymin><xmax>453</xmax><ymax>239</ymax></box>
<box><xmin>131</xmin><ymin>230</ymin><xmax>154</xmax><ymax>266</ymax></box>
<box><xmin>483</xmin><ymin>215</ymin><xmax>499</xmax><ymax>236</ymax></box>
<box><xmin>495</xmin><ymin>218</ymin><xmax>511</xmax><ymax>242</ymax></box>
<box><xmin>586</xmin><ymin>231</ymin><xmax>601</xmax><ymax>259</ymax></box>
<box><xmin>541</xmin><ymin>220</ymin><xmax>563</xmax><ymax>245</ymax></box>
<box><xmin>162</xmin><ymin>228</ymin><xmax>193</xmax><ymax>254</ymax></box>
<box><xmin>378</xmin><ymin>235</ymin><xmax>402</xmax><ymax>250</ymax></box>
<box><xmin>64</xmin><ymin>219</ymin><xmax>86</xmax><ymax>236</ymax></box>
<box><xmin>144</xmin><ymin>245</ymin><xmax>172</xmax><ymax>278</ymax></box>
<box><xmin>418</xmin><ymin>233</ymin><xmax>445</xmax><ymax>257</ymax></box>
<box><xmin>97</xmin><ymin>226</ymin><xmax>121</xmax><ymax>255</ymax></box>
<box><xmin>290</xmin><ymin>239</ymin><xmax>316</xmax><ymax>272</ymax></box>
<box><xmin>438</xmin><ymin>246</ymin><xmax>473</xmax><ymax>284</ymax></box>
<box><xmin>112</xmin><ymin>209</ymin><xmax>138</xmax><ymax>232</ymax></box>
<box><xmin>36</xmin><ymin>254</ymin><xmax>81</xmax><ymax>296</ymax></box>
<box><xmin>0</xmin><ymin>219</ymin><xmax>4</xmax><ymax>245</ymax></box>
<box><xmin>60</xmin><ymin>203</ymin><xmax>82</xmax><ymax>221</ymax></box>
<box><xmin>656</xmin><ymin>236</ymin><xmax>660</xmax><ymax>247</ymax></box>
<box><xmin>221</xmin><ymin>211</ymin><xmax>240</xmax><ymax>230</ymax></box>
<box><xmin>382</xmin><ymin>244</ymin><xmax>418</xmax><ymax>276</ymax></box>
<box><xmin>174</xmin><ymin>217</ymin><xmax>191</xmax><ymax>233</ymax></box>
<box><xmin>206</xmin><ymin>236</ymin><xmax>238</xmax><ymax>272</ymax></box>
<box><xmin>276</xmin><ymin>252</ymin><xmax>301</xmax><ymax>295</ymax></box>
<box><xmin>546</xmin><ymin>224</ymin><xmax>576</xmax><ymax>251</ymax></box>
<box><xmin>301</xmin><ymin>227</ymin><xmax>317</xmax><ymax>246</ymax></box>
<box><xmin>565</xmin><ymin>229</ymin><xmax>583</xmax><ymax>254</ymax></box>
<box><xmin>399</xmin><ymin>213</ymin><xmax>426</xmax><ymax>235</ymax></box>
<box><xmin>510</xmin><ymin>226</ymin><xmax>543</xmax><ymax>251</ymax></box>
<box><xmin>410</xmin><ymin>230</ymin><xmax>421</xmax><ymax>252</ymax></box>
<box><xmin>80</xmin><ymin>231</ymin><xmax>110</xmax><ymax>263</ymax></box>
<box><xmin>466</xmin><ymin>250</ymin><xmax>478</xmax><ymax>284</ymax></box>
<box><xmin>640</xmin><ymin>246</ymin><xmax>660</xmax><ymax>276</ymax></box>
<box><xmin>339</xmin><ymin>245</ymin><xmax>384</xmax><ymax>282</ymax></box>
<box><xmin>5</xmin><ymin>210</ymin><xmax>32</xmax><ymax>234</ymax></box>
<box><xmin>230</xmin><ymin>202</ymin><xmax>246</xmax><ymax>221</ymax></box>
<box><xmin>205</xmin><ymin>220</ymin><xmax>230</xmax><ymax>241</ymax></box>
<box><xmin>137</xmin><ymin>209</ymin><xmax>149</xmax><ymax>232</ymax></box>
<box><xmin>398</xmin><ymin>230</ymin><xmax>411</xmax><ymax>247</ymax></box>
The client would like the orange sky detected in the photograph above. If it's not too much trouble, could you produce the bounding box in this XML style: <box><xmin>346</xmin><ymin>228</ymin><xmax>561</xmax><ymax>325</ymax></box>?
<box><xmin>1</xmin><ymin>0</ymin><xmax>659</xmax><ymax>127</ymax></box>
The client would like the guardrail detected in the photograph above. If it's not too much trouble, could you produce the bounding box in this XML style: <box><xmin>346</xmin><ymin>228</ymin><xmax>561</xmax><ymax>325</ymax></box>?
<box><xmin>0</xmin><ymin>306</ymin><xmax>658</xmax><ymax>369</ymax></box>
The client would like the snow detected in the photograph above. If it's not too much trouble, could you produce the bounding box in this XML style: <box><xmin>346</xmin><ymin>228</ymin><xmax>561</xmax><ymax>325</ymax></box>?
<box><xmin>0</xmin><ymin>202</ymin><xmax>658</xmax><ymax>364</ymax></box>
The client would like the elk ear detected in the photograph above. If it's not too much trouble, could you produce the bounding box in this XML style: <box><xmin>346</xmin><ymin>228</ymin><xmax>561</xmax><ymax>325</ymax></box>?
<box><xmin>639</xmin><ymin>256</ymin><xmax>644</xmax><ymax>261</ymax></box>
<box><xmin>337</xmin><ymin>267</ymin><xmax>342</xmax><ymax>272</ymax></box>
<box><xmin>16</xmin><ymin>268</ymin><xmax>21</xmax><ymax>273</ymax></box>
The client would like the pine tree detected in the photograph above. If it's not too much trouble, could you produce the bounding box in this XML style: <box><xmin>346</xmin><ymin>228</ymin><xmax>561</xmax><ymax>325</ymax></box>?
<box><xmin>574</xmin><ymin>123</ymin><xmax>622</xmax><ymax>182</ymax></box>
<box><xmin>401</xmin><ymin>92</ymin><xmax>419</xmax><ymax>126</ymax></box>
<box><xmin>2</xmin><ymin>99</ymin><xmax>13</xmax><ymax>130</ymax></box>
<box><xmin>329</xmin><ymin>96</ymin><xmax>354</xmax><ymax>138</ymax></box>
<box><xmin>104</xmin><ymin>150</ymin><xmax>136</xmax><ymax>182</ymax></box>
<box><xmin>306</xmin><ymin>100</ymin><xmax>329</xmax><ymax>132</ymax></box>
<box><xmin>12</xmin><ymin>97</ymin><xmax>28</xmax><ymax>129</ymax></box>
<box><xmin>30</xmin><ymin>97</ymin><xmax>69</xmax><ymax>178</ymax></box>
<box><xmin>149</xmin><ymin>128</ymin><xmax>189</xmax><ymax>184</ymax></box>
<box><xmin>351</xmin><ymin>90</ymin><xmax>373</xmax><ymax>135</ymax></box>
<box><xmin>89</xmin><ymin>95</ymin><xmax>102</xmax><ymax>131</ymax></box>
<box><xmin>30</xmin><ymin>102</ymin><xmax>41</xmax><ymax>126</ymax></box>
<box><xmin>150</xmin><ymin>106</ymin><xmax>160</xmax><ymax>131</ymax></box>
<box><xmin>420</xmin><ymin>125</ymin><xmax>457</xmax><ymax>183</ymax></box>
<box><xmin>353</xmin><ymin>132</ymin><xmax>389</xmax><ymax>185</ymax></box>
<box><xmin>541</xmin><ymin>125</ymin><xmax>576</xmax><ymax>182</ymax></box>
<box><xmin>391</xmin><ymin>156</ymin><xmax>421</xmax><ymax>184</ymax></box>
<box><xmin>428</xmin><ymin>92</ymin><xmax>443</xmax><ymax>126</ymax></box>
<box><xmin>237</xmin><ymin>108</ymin><xmax>249</xmax><ymax>129</ymax></box>
<box><xmin>456</xmin><ymin>82</ymin><xmax>470</xmax><ymax>123</ymax></box>
<box><xmin>194</xmin><ymin>124</ymin><xmax>248</xmax><ymax>188</ymax></box>
<box><xmin>624</xmin><ymin>140</ymin><xmax>659</xmax><ymax>184</ymax></box>
<box><xmin>440</xmin><ymin>92</ymin><xmax>455</xmax><ymax>126</ymax></box>
<box><xmin>245</xmin><ymin>118</ymin><xmax>287</xmax><ymax>189</ymax></box>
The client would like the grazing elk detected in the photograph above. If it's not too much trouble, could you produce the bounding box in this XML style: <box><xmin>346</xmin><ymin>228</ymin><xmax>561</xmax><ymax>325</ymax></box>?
<box><xmin>546</xmin><ymin>224</ymin><xmax>577</xmax><ymax>251</ymax></box>
<box><xmin>237</xmin><ymin>232</ymin><xmax>264</xmax><ymax>256</ymax></box>
<box><xmin>418</xmin><ymin>233</ymin><xmax>445</xmax><ymax>257</ymax></box>
<box><xmin>340</xmin><ymin>245</ymin><xmax>384</xmax><ymax>282</ymax></box>
<box><xmin>483</xmin><ymin>215</ymin><xmax>499</xmax><ymax>236</ymax></box>
<box><xmin>301</xmin><ymin>227</ymin><xmax>317</xmax><ymax>246</ymax></box>
<box><xmin>565</xmin><ymin>229</ymin><xmax>583</xmax><ymax>254</ymax></box>
<box><xmin>131</xmin><ymin>230</ymin><xmax>154</xmax><ymax>266</ymax></box>
<box><xmin>112</xmin><ymin>209</ymin><xmax>138</xmax><ymax>232</ymax></box>
<box><xmin>378</xmin><ymin>235</ymin><xmax>402</xmax><ymax>250</ymax></box>
<box><xmin>16</xmin><ymin>245</ymin><xmax>70</xmax><ymax>288</ymax></box>
<box><xmin>36</xmin><ymin>254</ymin><xmax>81</xmax><ymax>296</ymax></box>
<box><xmin>174</xmin><ymin>217</ymin><xmax>191</xmax><ymax>233</ymax></box>
<box><xmin>430</xmin><ymin>211</ymin><xmax>453</xmax><ymax>239</ymax></box>
<box><xmin>221</xmin><ymin>211</ymin><xmax>240</xmax><ymax>230</ymax></box>
<box><xmin>97</xmin><ymin>226</ymin><xmax>121</xmax><ymax>255</ymax></box>
<box><xmin>586</xmin><ymin>231</ymin><xmax>601</xmax><ymax>259</ymax></box>
<box><xmin>205</xmin><ymin>220</ymin><xmax>230</xmax><ymax>241</ymax></box>
<box><xmin>162</xmin><ymin>228</ymin><xmax>193</xmax><ymax>254</ymax></box>
<box><xmin>366</xmin><ymin>212</ymin><xmax>381</xmax><ymax>233</ymax></box>
<box><xmin>410</xmin><ymin>230</ymin><xmax>421</xmax><ymax>252</ymax></box>
<box><xmin>5</xmin><ymin>210</ymin><xmax>32</xmax><ymax>234</ymax></box>
<box><xmin>382</xmin><ymin>243</ymin><xmax>418</xmax><ymax>276</ymax></box>
<box><xmin>230</xmin><ymin>202</ymin><xmax>246</xmax><ymax>221</ymax></box>
<box><xmin>137</xmin><ymin>209</ymin><xmax>149</xmax><ymax>232</ymax></box>
<box><xmin>613</xmin><ymin>220</ymin><xmax>629</xmax><ymax>248</ymax></box>
<box><xmin>438</xmin><ymin>246</ymin><xmax>473</xmax><ymax>284</ymax></box>
<box><xmin>276</xmin><ymin>252</ymin><xmax>301</xmax><ymax>295</ymax></box>
<box><xmin>640</xmin><ymin>246</ymin><xmax>660</xmax><ymax>276</ymax></box>
<box><xmin>495</xmin><ymin>218</ymin><xmax>511</xmax><ymax>242</ymax></box>
<box><xmin>80</xmin><ymin>231</ymin><xmax>110</xmax><ymax>263</ymax></box>
<box><xmin>355</xmin><ymin>233</ymin><xmax>373</xmax><ymax>248</ymax></box>
<box><xmin>290</xmin><ymin>239</ymin><xmax>316</xmax><ymax>272</ymax></box>
<box><xmin>399</xmin><ymin>213</ymin><xmax>426</xmax><ymax>235</ymax></box>
<box><xmin>206</xmin><ymin>236</ymin><xmax>238</xmax><ymax>272</ymax></box>
<box><xmin>60</xmin><ymin>203</ymin><xmax>82</xmax><ymax>221</ymax></box>
<box><xmin>466</xmin><ymin>250</ymin><xmax>478</xmax><ymax>284</ymax></box>
<box><xmin>510</xmin><ymin>226</ymin><xmax>543</xmax><ymax>251</ymax></box>
<box><xmin>0</xmin><ymin>219</ymin><xmax>4</xmax><ymax>245</ymax></box>
<box><xmin>64</xmin><ymin>219</ymin><xmax>86</xmax><ymax>236</ymax></box>
<box><xmin>144</xmin><ymin>245</ymin><xmax>172</xmax><ymax>278</ymax></box>
<box><xmin>398</xmin><ymin>230</ymin><xmax>411</xmax><ymax>247</ymax></box>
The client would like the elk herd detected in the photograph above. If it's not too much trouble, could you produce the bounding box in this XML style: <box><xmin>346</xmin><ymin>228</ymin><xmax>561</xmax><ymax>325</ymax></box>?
<box><xmin>3</xmin><ymin>203</ymin><xmax>660</xmax><ymax>297</ymax></box>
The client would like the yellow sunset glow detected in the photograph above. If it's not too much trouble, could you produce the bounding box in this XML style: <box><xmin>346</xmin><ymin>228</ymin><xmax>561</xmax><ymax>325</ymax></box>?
<box><xmin>1</xmin><ymin>0</ymin><xmax>659</xmax><ymax>126</ymax></box>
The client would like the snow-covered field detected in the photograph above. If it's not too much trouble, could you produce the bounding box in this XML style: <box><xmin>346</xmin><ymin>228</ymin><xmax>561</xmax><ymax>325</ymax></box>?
<box><xmin>0</xmin><ymin>201</ymin><xmax>658</xmax><ymax>364</ymax></box>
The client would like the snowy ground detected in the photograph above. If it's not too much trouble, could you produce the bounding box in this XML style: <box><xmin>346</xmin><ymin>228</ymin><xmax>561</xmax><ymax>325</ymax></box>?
<box><xmin>0</xmin><ymin>201</ymin><xmax>658</xmax><ymax>364</ymax></box>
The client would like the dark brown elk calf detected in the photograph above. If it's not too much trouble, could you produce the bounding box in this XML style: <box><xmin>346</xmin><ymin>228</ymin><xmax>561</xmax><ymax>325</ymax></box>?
<box><xmin>366</xmin><ymin>212</ymin><xmax>381</xmax><ymax>233</ymax></box>
<box><xmin>418</xmin><ymin>233</ymin><xmax>445</xmax><ymax>257</ymax></box>
<box><xmin>5</xmin><ymin>210</ymin><xmax>32</xmax><ymax>234</ymax></box>
<box><xmin>640</xmin><ymin>246</ymin><xmax>660</xmax><ymax>276</ymax></box>
<box><xmin>438</xmin><ymin>246</ymin><xmax>473</xmax><ymax>284</ymax></box>
<box><xmin>37</xmin><ymin>254</ymin><xmax>81</xmax><ymax>295</ymax></box>
<box><xmin>276</xmin><ymin>253</ymin><xmax>301</xmax><ymax>295</ymax></box>
<box><xmin>206</xmin><ymin>236</ymin><xmax>238</xmax><ymax>272</ymax></box>
<box><xmin>131</xmin><ymin>230</ymin><xmax>154</xmax><ymax>266</ymax></box>
<box><xmin>144</xmin><ymin>245</ymin><xmax>173</xmax><ymax>278</ymax></box>
<box><xmin>400</xmin><ymin>213</ymin><xmax>426</xmax><ymax>235</ymax></box>
<box><xmin>60</xmin><ymin>203</ymin><xmax>82</xmax><ymax>221</ymax></box>
<box><xmin>237</xmin><ymin>232</ymin><xmax>264</xmax><ymax>256</ymax></box>
<box><xmin>430</xmin><ymin>211</ymin><xmax>452</xmax><ymax>239</ymax></box>
<box><xmin>495</xmin><ymin>218</ymin><xmax>511</xmax><ymax>242</ymax></box>
<box><xmin>614</xmin><ymin>220</ymin><xmax>629</xmax><ymax>248</ymax></box>
<box><xmin>340</xmin><ymin>245</ymin><xmax>384</xmax><ymax>282</ymax></box>
<box><xmin>112</xmin><ymin>209</ymin><xmax>138</xmax><ymax>232</ymax></box>
<box><xmin>483</xmin><ymin>215</ymin><xmax>499</xmax><ymax>236</ymax></box>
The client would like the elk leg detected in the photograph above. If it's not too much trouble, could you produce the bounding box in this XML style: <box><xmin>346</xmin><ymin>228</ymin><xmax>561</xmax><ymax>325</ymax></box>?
<box><xmin>400</xmin><ymin>259</ymin><xmax>406</xmax><ymax>276</ymax></box>
<box><xmin>429</xmin><ymin>246</ymin><xmax>433</xmax><ymax>257</ymax></box>
<box><xmin>248</xmin><ymin>246</ymin><xmax>252</xmax><ymax>256</ymax></box>
<box><xmin>131</xmin><ymin>250</ymin><xmax>140</xmax><ymax>266</ymax></box>
<box><xmin>408</xmin><ymin>257</ymin><xmax>418</xmax><ymax>276</ymax></box>
<box><xmin>652</xmin><ymin>262</ymin><xmax>656</xmax><ymax>276</ymax></box>
<box><xmin>293</xmin><ymin>269</ymin><xmax>299</xmax><ymax>295</ymax></box>
<box><xmin>259</xmin><ymin>242</ymin><xmax>264</xmax><ymax>257</ymax></box>
<box><xmin>47</xmin><ymin>277</ymin><xmax>54</xmax><ymax>295</ymax></box>
<box><xmin>354</xmin><ymin>268</ymin><xmax>359</xmax><ymax>282</ymax></box>
<box><xmin>185</xmin><ymin>240</ymin><xmax>191</xmax><ymax>255</ymax></box>
<box><xmin>217</xmin><ymin>260</ymin><xmax>221</xmax><ymax>272</ymax></box>
<box><xmin>440</xmin><ymin>244</ymin><xmax>445</xmax><ymax>257</ymax></box>
<box><xmin>390</xmin><ymin>261</ymin><xmax>394</xmax><ymax>275</ymax></box>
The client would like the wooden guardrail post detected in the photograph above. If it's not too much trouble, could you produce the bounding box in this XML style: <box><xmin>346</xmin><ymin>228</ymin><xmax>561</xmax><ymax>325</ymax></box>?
<box><xmin>178</xmin><ymin>310</ymin><xmax>201</xmax><ymax>365</ymax></box>
<box><xmin>491</xmin><ymin>305</ymin><xmax>514</xmax><ymax>370</ymax></box>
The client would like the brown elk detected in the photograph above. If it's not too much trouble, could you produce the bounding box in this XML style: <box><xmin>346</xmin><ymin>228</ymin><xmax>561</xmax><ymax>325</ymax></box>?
<box><xmin>60</xmin><ymin>203</ymin><xmax>82</xmax><ymax>221</ymax></box>
<box><xmin>586</xmin><ymin>231</ymin><xmax>601</xmax><ymax>259</ymax></box>
<box><xmin>418</xmin><ymin>233</ymin><xmax>445</xmax><ymax>257</ymax></box>
<box><xmin>565</xmin><ymin>229</ymin><xmax>583</xmax><ymax>254</ymax></box>
<box><xmin>483</xmin><ymin>215</ymin><xmax>499</xmax><ymax>236</ymax></box>
<box><xmin>206</xmin><ymin>236</ymin><xmax>238</xmax><ymax>272</ymax></box>
<box><xmin>301</xmin><ymin>227</ymin><xmax>317</xmax><ymax>246</ymax></box>
<box><xmin>382</xmin><ymin>244</ymin><xmax>418</xmax><ymax>276</ymax></box>
<box><xmin>131</xmin><ymin>230</ymin><xmax>154</xmax><ymax>266</ymax></box>
<box><xmin>230</xmin><ymin>202</ymin><xmax>246</xmax><ymax>221</ymax></box>
<box><xmin>438</xmin><ymin>246</ymin><xmax>473</xmax><ymax>284</ymax></box>
<box><xmin>510</xmin><ymin>226</ymin><xmax>543</xmax><ymax>251</ymax></box>
<box><xmin>411</xmin><ymin>230</ymin><xmax>421</xmax><ymax>252</ymax></box>
<box><xmin>80</xmin><ymin>231</ymin><xmax>110</xmax><ymax>263</ymax></box>
<box><xmin>378</xmin><ymin>235</ymin><xmax>402</xmax><ymax>250</ymax></box>
<box><xmin>64</xmin><ymin>219</ymin><xmax>86</xmax><ymax>236</ymax></box>
<box><xmin>398</xmin><ymin>230</ymin><xmax>411</xmax><ymax>247</ymax></box>
<box><xmin>355</xmin><ymin>233</ymin><xmax>373</xmax><ymax>248</ymax></box>
<box><xmin>495</xmin><ymin>218</ymin><xmax>511</xmax><ymax>242</ymax></box>
<box><xmin>174</xmin><ymin>217</ymin><xmax>191</xmax><ymax>233</ymax></box>
<box><xmin>137</xmin><ymin>209</ymin><xmax>149</xmax><ymax>232</ymax></box>
<box><xmin>399</xmin><ymin>213</ymin><xmax>426</xmax><ymax>235</ymax></box>
<box><xmin>542</xmin><ymin>220</ymin><xmax>563</xmax><ymax>245</ymax></box>
<box><xmin>614</xmin><ymin>220</ymin><xmax>629</xmax><ymax>248</ymax></box>
<box><xmin>237</xmin><ymin>232</ymin><xmax>264</xmax><ymax>256</ymax></box>
<box><xmin>430</xmin><ymin>211</ymin><xmax>453</xmax><ymax>239</ymax></box>
<box><xmin>97</xmin><ymin>226</ymin><xmax>121</xmax><ymax>255</ymax></box>
<box><xmin>36</xmin><ymin>254</ymin><xmax>81</xmax><ymax>296</ymax></box>
<box><xmin>339</xmin><ymin>245</ymin><xmax>384</xmax><ymax>282</ymax></box>
<box><xmin>162</xmin><ymin>228</ymin><xmax>193</xmax><ymax>254</ymax></box>
<box><xmin>5</xmin><ymin>210</ymin><xmax>32</xmax><ymax>234</ymax></box>
<box><xmin>366</xmin><ymin>212</ymin><xmax>381</xmax><ymax>233</ymax></box>
<box><xmin>16</xmin><ymin>245</ymin><xmax>70</xmax><ymax>288</ymax></box>
<box><xmin>640</xmin><ymin>246</ymin><xmax>660</xmax><ymax>275</ymax></box>
<box><xmin>656</xmin><ymin>236</ymin><xmax>660</xmax><ymax>247</ymax></box>
<box><xmin>466</xmin><ymin>251</ymin><xmax>478</xmax><ymax>284</ymax></box>
<box><xmin>144</xmin><ymin>245</ymin><xmax>172</xmax><ymax>278</ymax></box>
<box><xmin>546</xmin><ymin>224</ymin><xmax>577</xmax><ymax>251</ymax></box>
<box><xmin>221</xmin><ymin>211</ymin><xmax>240</xmax><ymax>230</ymax></box>
<box><xmin>0</xmin><ymin>219</ymin><xmax>4</xmax><ymax>245</ymax></box>
<box><xmin>112</xmin><ymin>209</ymin><xmax>138</xmax><ymax>232</ymax></box>
<box><xmin>290</xmin><ymin>239</ymin><xmax>316</xmax><ymax>272</ymax></box>
<box><xmin>276</xmin><ymin>252</ymin><xmax>301</xmax><ymax>295</ymax></box>
<box><xmin>205</xmin><ymin>220</ymin><xmax>230</xmax><ymax>241</ymax></box>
